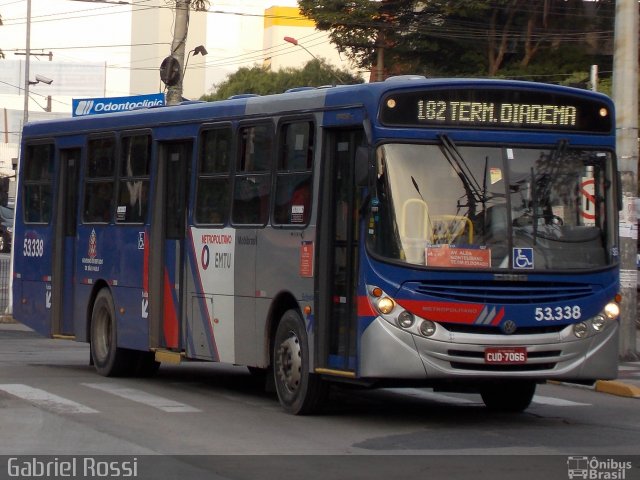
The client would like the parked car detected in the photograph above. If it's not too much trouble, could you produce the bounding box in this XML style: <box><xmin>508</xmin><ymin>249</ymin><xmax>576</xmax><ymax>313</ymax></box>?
<box><xmin>0</xmin><ymin>206</ymin><xmax>14</xmax><ymax>253</ymax></box>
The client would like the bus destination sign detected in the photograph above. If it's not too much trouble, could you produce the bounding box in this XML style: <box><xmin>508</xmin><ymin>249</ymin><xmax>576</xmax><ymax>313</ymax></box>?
<box><xmin>380</xmin><ymin>88</ymin><xmax>612</xmax><ymax>133</ymax></box>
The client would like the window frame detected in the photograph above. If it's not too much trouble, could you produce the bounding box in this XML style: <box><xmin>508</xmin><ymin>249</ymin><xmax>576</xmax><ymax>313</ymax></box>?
<box><xmin>83</xmin><ymin>134</ymin><xmax>117</xmax><ymax>224</ymax></box>
<box><xmin>231</xmin><ymin>121</ymin><xmax>274</xmax><ymax>227</ymax></box>
<box><xmin>23</xmin><ymin>142</ymin><xmax>55</xmax><ymax>225</ymax></box>
<box><xmin>115</xmin><ymin>130</ymin><xmax>153</xmax><ymax>225</ymax></box>
<box><xmin>272</xmin><ymin>119</ymin><xmax>315</xmax><ymax>228</ymax></box>
<box><xmin>194</xmin><ymin>124</ymin><xmax>234</xmax><ymax>226</ymax></box>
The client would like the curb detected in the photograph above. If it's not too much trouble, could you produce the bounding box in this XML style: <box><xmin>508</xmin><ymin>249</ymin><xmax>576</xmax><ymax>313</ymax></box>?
<box><xmin>595</xmin><ymin>380</ymin><xmax>640</xmax><ymax>398</ymax></box>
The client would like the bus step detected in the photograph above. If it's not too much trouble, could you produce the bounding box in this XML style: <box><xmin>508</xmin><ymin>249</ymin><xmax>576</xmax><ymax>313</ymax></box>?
<box><xmin>154</xmin><ymin>349</ymin><xmax>184</xmax><ymax>364</ymax></box>
<box><xmin>52</xmin><ymin>334</ymin><xmax>76</xmax><ymax>340</ymax></box>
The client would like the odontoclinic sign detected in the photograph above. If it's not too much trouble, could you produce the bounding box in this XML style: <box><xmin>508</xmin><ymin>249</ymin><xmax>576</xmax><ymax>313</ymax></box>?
<box><xmin>72</xmin><ymin>93</ymin><xmax>165</xmax><ymax>117</ymax></box>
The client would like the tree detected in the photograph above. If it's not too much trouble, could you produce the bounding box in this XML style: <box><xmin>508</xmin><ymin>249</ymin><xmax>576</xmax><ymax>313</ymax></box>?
<box><xmin>200</xmin><ymin>59</ymin><xmax>363</xmax><ymax>101</ymax></box>
<box><xmin>297</xmin><ymin>0</ymin><xmax>615</xmax><ymax>81</ymax></box>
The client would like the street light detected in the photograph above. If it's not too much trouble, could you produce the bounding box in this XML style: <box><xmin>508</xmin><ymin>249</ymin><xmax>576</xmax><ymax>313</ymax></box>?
<box><xmin>183</xmin><ymin>45</ymin><xmax>208</xmax><ymax>78</ymax></box>
<box><xmin>283</xmin><ymin>36</ymin><xmax>344</xmax><ymax>85</ymax></box>
<box><xmin>29</xmin><ymin>74</ymin><xmax>54</xmax><ymax>86</ymax></box>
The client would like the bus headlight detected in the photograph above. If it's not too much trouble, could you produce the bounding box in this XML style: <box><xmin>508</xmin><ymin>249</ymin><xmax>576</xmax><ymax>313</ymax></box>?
<box><xmin>419</xmin><ymin>320</ymin><xmax>436</xmax><ymax>337</ymax></box>
<box><xmin>573</xmin><ymin>322</ymin><xmax>589</xmax><ymax>338</ymax></box>
<box><xmin>603</xmin><ymin>302</ymin><xmax>620</xmax><ymax>320</ymax></box>
<box><xmin>377</xmin><ymin>296</ymin><xmax>395</xmax><ymax>315</ymax></box>
<box><xmin>592</xmin><ymin>314</ymin><xmax>606</xmax><ymax>332</ymax></box>
<box><xmin>397</xmin><ymin>310</ymin><xmax>414</xmax><ymax>328</ymax></box>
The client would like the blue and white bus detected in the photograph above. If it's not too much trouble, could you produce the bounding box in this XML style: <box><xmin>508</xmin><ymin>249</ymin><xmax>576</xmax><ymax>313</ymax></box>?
<box><xmin>13</xmin><ymin>77</ymin><xmax>621</xmax><ymax>414</ymax></box>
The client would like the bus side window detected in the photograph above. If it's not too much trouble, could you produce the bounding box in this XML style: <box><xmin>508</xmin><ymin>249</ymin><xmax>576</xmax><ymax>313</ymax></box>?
<box><xmin>232</xmin><ymin>124</ymin><xmax>273</xmax><ymax>226</ymax></box>
<box><xmin>273</xmin><ymin>121</ymin><xmax>313</xmax><ymax>226</ymax></box>
<box><xmin>116</xmin><ymin>134</ymin><xmax>151</xmax><ymax>224</ymax></box>
<box><xmin>195</xmin><ymin>127</ymin><xmax>232</xmax><ymax>225</ymax></box>
<box><xmin>84</xmin><ymin>136</ymin><xmax>116</xmax><ymax>223</ymax></box>
<box><xmin>23</xmin><ymin>143</ymin><xmax>54</xmax><ymax>224</ymax></box>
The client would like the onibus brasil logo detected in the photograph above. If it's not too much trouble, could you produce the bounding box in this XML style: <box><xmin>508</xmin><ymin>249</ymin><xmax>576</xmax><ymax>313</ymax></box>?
<box><xmin>567</xmin><ymin>456</ymin><xmax>633</xmax><ymax>480</ymax></box>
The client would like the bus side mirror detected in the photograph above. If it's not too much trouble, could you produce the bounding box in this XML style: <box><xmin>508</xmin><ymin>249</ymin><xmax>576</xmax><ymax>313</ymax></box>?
<box><xmin>355</xmin><ymin>146</ymin><xmax>370</xmax><ymax>187</ymax></box>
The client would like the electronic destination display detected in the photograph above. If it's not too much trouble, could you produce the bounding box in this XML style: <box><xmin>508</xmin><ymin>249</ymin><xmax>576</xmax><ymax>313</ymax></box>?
<box><xmin>379</xmin><ymin>88</ymin><xmax>612</xmax><ymax>133</ymax></box>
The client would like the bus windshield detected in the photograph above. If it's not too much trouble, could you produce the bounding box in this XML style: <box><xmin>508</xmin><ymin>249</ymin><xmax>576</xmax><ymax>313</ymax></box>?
<box><xmin>368</xmin><ymin>140</ymin><xmax>615</xmax><ymax>271</ymax></box>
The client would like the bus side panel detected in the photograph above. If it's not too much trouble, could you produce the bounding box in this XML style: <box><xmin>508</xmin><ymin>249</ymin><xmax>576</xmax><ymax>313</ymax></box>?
<box><xmin>234</xmin><ymin>230</ymin><xmax>257</xmax><ymax>366</ymax></box>
<box><xmin>13</xmin><ymin>227</ymin><xmax>54</xmax><ymax>337</ymax></box>
<box><xmin>256</xmin><ymin>228</ymin><xmax>316</xmax><ymax>367</ymax></box>
<box><xmin>18</xmin><ymin>281</ymin><xmax>52</xmax><ymax>337</ymax></box>
<box><xmin>186</xmin><ymin>227</ymin><xmax>236</xmax><ymax>362</ymax></box>
<box><xmin>74</xmin><ymin>225</ymin><xmax>149</xmax><ymax>349</ymax></box>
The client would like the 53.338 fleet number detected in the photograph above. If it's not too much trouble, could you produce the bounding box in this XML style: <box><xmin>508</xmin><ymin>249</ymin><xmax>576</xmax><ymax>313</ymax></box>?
<box><xmin>534</xmin><ymin>306</ymin><xmax>581</xmax><ymax>322</ymax></box>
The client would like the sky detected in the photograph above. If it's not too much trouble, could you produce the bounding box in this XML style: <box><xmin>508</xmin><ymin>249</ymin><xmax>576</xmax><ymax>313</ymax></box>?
<box><xmin>0</xmin><ymin>0</ymin><xmax>302</xmax><ymax>100</ymax></box>
<box><xmin>0</xmin><ymin>0</ymin><xmax>134</xmax><ymax>97</ymax></box>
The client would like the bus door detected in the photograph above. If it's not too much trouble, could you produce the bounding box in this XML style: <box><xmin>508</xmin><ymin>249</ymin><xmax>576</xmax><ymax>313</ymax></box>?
<box><xmin>149</xmin><ymin>140</ymin><xmax>192</xmax><ymax>350</ymax></box>
<box><xmin>317</xmin><ymin>129</ymin><xmax>364</xmax><ymax>374</ymax></box>
<box><xmin>52</xmin><ymin>148</ymin><xmax>80</xmax><ymax>336</ymax></box>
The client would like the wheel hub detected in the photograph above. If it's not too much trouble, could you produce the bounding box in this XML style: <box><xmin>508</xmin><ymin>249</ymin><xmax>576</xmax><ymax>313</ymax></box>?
<box><xmin>277</xmin><ymin>333</ymin><xmax>302</xmax><ymax>393</ymax></box>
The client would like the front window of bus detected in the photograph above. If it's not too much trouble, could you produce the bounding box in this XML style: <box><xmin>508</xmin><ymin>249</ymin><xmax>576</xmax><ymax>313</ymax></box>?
<box><xmin>367</xmin><ymin>141</ymin><xmax>615</xmax><ymax>271</ymax></box>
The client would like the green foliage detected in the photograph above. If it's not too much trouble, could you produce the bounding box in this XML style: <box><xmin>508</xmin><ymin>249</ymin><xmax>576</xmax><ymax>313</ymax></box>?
<box><xmin>297</xmin><ymin>0</ymin><xmax>615</xmax><ymax>81</ymax></box>
<box><xmin>200</xmin><ymin>59</ymin><xmax>363</xmax><ymax>101</ymax></box>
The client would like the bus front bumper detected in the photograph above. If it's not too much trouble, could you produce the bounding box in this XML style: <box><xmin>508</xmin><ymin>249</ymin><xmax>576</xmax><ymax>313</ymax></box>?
<box><xmin>359</xmin><ymin>316</ymin><xmax>619</xmax><ymax>382</ymax></box>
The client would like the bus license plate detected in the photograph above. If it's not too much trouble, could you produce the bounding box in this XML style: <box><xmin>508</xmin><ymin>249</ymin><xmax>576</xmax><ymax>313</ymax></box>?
<box><xmin>484</xmin><ymin>347</ymin><xmax>527</xmax><ymax>364</ymax></box>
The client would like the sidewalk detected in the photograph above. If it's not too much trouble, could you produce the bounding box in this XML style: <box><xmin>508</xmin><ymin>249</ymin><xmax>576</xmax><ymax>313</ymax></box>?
<box><xmin>595</xmin><ymin>360</ymin><xmax>640</xmax><ymax>398</ymax></box>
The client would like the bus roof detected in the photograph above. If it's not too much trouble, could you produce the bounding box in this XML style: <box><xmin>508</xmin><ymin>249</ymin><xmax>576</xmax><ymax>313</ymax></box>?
<box><xmin>21</xmin><ymin>77</ymin><xmax>614</xmax><ymax>139</ymax></box>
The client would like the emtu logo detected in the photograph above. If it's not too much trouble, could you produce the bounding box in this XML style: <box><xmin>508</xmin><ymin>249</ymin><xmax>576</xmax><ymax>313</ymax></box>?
<box><xmin>75</xmin><ymin>100</ymin><xmax>95</xmax><ymax>116</ymax></box>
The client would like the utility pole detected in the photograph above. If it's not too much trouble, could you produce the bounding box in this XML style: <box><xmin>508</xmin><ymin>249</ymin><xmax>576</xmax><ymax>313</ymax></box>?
<box><xmin>22</xmin><ymin>0</ymin><xmax>32</xmax><ymax>125</ymax></box>
<box><xmin>612</xmin><ymin>0</ymin><xmax>639</xmax><ymax>360</ymax></box>
<box><xmin>166</xmin><ymin>0</ymin><xmax>189</xmax><ymax>106</ymax></box>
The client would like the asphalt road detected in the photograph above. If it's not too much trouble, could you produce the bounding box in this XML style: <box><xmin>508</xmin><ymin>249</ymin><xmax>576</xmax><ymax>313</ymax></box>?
<box><xmin>0</xmin><ymin>323</ymin><xmax>638</xmax><ymax>480</ymax></box>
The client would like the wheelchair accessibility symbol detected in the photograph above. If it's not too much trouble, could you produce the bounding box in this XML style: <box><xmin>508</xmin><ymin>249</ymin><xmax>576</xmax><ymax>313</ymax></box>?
<box><xmin>513</xmin><ymin>248</ymin><xmax>534</xmax><ymax>269</ymax></box>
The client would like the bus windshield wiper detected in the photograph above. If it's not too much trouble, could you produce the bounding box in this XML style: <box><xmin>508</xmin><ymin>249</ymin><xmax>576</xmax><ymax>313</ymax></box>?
<box><xmin>437</xmin><ymin>134</ymin><xmax>487</xmax><ymax>217</ymax></box>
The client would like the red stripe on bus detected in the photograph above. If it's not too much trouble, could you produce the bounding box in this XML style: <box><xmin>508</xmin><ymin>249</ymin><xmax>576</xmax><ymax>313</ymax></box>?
<box><xmin>491</xmin><ymin>307</ymin><xmax>505</xmax><ymax>326</ymax></box>
<box><xmin>357</xmin><ymin>296</ymin><xmax>377</xmax><ymax>317</ymax></box>
<box><xmin>396</xmin><ymin>299</ymin><xmax>485</xmax><ymax>324</ymax></box>
<box><xmin>163</xmin><ymin>269</ymin><xmax>179</xmax><ymax>348</ymax></box>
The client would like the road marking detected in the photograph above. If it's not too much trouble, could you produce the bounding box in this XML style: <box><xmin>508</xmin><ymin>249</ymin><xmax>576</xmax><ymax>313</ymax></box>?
<box><xmin>385</xmin><ymin>389</ymin><xmax>591</xmax><ymax>407</ymax></box>
<box><xmin>0</xmin><ymin>384</ymin><xmax>98</xmax><ymax>414</ymax></box>
<box><xmin>82</xmin><ymin>383</ymin><xmax>201</xmax><ymax>412</ymax></box>
<box><xmin>618</xmin><ymin>365</ymin><xmax>638</xmax><ymax>371</ymax></box>
<box><xmin>384</xmin><ymin>388</ymin><xmax>479</xmax><ymax>405</ymax></box>
<box><xmin>532</xmin><ymin>395</ymin><xmax>590</xmax><ymax>407</ymax></box>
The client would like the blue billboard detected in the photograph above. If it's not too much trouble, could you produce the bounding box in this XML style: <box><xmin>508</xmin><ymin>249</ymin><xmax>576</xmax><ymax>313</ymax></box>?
<box><xmin>72</xmin><ymin>93</ymin><xmax>165</xmax><ymax>117</ymax></box>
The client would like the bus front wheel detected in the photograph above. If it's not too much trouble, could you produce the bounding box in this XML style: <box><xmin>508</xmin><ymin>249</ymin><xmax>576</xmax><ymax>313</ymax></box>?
<box><xmin>273</xmin><ymin>310</ymin><xmax>327</xmax><ymax>415</ymax></box>
<box><xmin>90</xmin><ymin>288</ymin><xmax>133</xmax><ymax>377</ymax></box>
<box><xmin>480</xmin><ymin>381</ymin><xmax>536</xmax><ymax>412</ymax></box>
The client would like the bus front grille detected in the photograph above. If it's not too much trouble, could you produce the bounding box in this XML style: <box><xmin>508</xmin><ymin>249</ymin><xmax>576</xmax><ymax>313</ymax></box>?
<box><xmin>405</xmin><ymin>280</ymin><xmax>594</xmax><ymax>305</ymax></box>
<box><xmin>441</xmin><ymin>323</ymin><xmax>565</xmax><ymax>335</ymax></box>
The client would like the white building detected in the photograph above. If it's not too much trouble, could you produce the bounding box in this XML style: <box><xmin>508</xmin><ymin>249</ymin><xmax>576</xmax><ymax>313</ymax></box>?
<box><xmin>0</xmin><ymin>0</ymin><xmax>358</xmax><ymax>175</ymax></box>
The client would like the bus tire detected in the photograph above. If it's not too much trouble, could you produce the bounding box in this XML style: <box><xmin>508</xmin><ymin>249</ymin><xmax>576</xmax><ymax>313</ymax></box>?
<box><xmin>273</xmin><ymin>309</ymin><xmax>327</xmax><ymax>415</ymax></box>
<box><xmin>90</xmin><ymin>288</ymin><xmax>133</xmax><ymax>377</ymax></box>
<box><xmin>480</xmin><ymin>380</ymin><xmax>536</xmax><ymax>412</ymax></box>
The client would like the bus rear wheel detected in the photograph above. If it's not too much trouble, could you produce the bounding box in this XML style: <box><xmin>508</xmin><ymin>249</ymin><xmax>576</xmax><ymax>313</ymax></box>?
<box><xmin>90</xmin><ymin>288</ymin><xmax>133</xmax><ymax>377</ymax></box>
<box><xmin>273</xmin><ymin>310</ymin><xmax>327</xmax><ymax>415</ymax></box>
<box><xmin>480</xmin><ymin>381</ymin><xmax>536</xmax><ymax>412</ymax></box>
